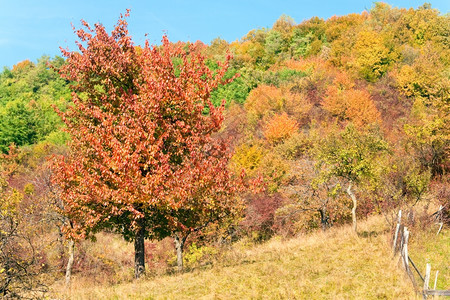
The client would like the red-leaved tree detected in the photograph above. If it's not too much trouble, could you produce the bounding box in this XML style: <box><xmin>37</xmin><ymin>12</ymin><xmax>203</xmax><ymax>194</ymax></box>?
<box><xmin>52</xmin><ymin>11</ymin><xmax>245</xmax><ymax>277</ymax></box>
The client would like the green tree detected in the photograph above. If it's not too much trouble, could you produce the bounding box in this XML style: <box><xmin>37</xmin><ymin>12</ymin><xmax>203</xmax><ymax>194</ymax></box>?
<box><xmin>314</xmin><ymin>125</ymin><xmax>388</xmax><ymax>232</ymax></box>
<box><xmin>0</xmin><ymin>101</ymin><xmax>38</xmax><ymax>153</ymax></box>
<box><xmin>0</xmin><ymin>56</ymin><xmax>71</xmax><ymax>152</ymax></box>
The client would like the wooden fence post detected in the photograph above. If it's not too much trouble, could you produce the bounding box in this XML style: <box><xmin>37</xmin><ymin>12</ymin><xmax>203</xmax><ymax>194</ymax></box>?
<box><xmin>403</xmin><ymin>228</ymin><xmax>409</xmax><ymax>270</ymax></box>
<box><xmin>402</xmin><ymin>227</ymin><xmax>408</xmax><ymax>270</ymax></box>
<box><xmin>423</xmin><ymin>263</ymin><xmax>431</xmax><ymax>300</ymax></box>
<box><xmin>393</xmin><ymin>210</ymin><xmax>401</xmax><ymax>255</ymax></box>
<box><xmin>433</xmin><ymin>270</ymin><xmax>439</xmax><ymax>299</ymax></box>
<box><xmin>402</xmin><ymin>227</ymin><xmax>417</xmax><ymax>289</ymax></box>
<box><xmin>435</xmin><ymin>205</ymin><xmax>443</xmax><ymax>235</ymax></box>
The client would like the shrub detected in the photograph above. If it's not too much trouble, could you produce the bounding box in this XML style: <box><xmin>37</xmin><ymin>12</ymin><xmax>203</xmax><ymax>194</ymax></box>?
<box><xmin>263</xmin><ymin>113</ymin><xmax>299</xmax><ymax>144</ymax></box>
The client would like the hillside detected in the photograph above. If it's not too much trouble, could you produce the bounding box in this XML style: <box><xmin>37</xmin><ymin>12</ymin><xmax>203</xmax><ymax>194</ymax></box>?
<box><xmin>0</xmin><ymin>2</ymin><xmax>448</xmax><ymax>298</ymax></box>
<box><xmin>53</xmin><ymin>216</ymin><xmax>430</xmax><ymax>299</ymax></box>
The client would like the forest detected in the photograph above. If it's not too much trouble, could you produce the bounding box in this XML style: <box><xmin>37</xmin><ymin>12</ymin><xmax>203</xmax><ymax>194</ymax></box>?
<box><xmin>0</xmin><ymin>3</ymin><xmax>448</xmax><ymax>298</ymax></box>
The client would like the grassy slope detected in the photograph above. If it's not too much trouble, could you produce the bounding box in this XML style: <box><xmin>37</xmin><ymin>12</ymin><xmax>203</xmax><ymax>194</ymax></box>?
<box><xmin>55</xmin><ymin>215</ymin><xmax>432</xmax><ymax>300</ymax></box>
<box><xmin>408</xmin><ymin>224</ymin><xmax>449</xmax><ymax>291</ymax></box>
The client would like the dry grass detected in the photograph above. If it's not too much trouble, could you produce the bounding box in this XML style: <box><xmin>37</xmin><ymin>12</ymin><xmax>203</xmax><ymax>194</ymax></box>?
<box><xmin>52</xmin><ymin>215</ymin><xmax>422</xmax><ymax>299</ymax></box>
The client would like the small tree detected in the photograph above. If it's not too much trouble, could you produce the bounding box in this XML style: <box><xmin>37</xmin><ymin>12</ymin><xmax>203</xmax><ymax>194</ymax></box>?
<box><xmin>52</xmin><ymin>12</ymin><xmax>243</xmax><ymax>277</ymax></box>
<box><xmin>0</xmin><ymin>147</ymin><xmax>48</xmax><ymax>298</ymax></box>
<box><xmin>314</xmin><ymin>125</ymin><xmax>388</xmax><ymax>232</ymax></box>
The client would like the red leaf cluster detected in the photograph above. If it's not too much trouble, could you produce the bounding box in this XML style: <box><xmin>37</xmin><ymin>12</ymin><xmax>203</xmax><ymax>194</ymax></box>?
<box><xmin>52</xmin><ymin>14</ymin><xmax>244</xmax><ymax>241</ymax></box>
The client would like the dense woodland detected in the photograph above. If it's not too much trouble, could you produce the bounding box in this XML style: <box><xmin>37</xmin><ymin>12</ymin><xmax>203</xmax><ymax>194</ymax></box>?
<box><xmin>0</xmin><ymin>3</ymin><xmax>448</xmax><ymax>297</ymax></box>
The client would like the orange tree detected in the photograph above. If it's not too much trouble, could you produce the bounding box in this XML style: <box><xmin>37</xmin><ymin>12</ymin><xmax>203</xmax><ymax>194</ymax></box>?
<box><xmin>52</xmin><ymin>12</ymin><xmax>244</xmax><ymax>277</ymax></box>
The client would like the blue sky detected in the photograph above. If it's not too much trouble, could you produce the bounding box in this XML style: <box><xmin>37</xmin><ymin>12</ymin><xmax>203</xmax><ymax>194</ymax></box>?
<box><xmin>0</xmin><ymin>0</ymin><xmax>448</xmax><ymax>69</ymax></box>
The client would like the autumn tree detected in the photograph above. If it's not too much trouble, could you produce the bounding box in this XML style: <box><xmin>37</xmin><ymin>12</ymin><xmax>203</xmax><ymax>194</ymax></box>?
<box><xmin>263</xmin><ymin>112</ymin><xmax>299</xmax><ymax>144</ymax></box>
<box><xmin>404</xmin><ymin>98</ymin><xmax>449</xmax><ymax>177</ymax></box>
<box><xmin>352</xmin><ymin>30</ymin><xmax>393</xmax><ymax>82</ymax></box>
<box><xmin>322</xmin><ymin>72</ymin><xmax>381</xmax><ymax>127</ymax></box>
<box><xmin>52</xmin><ymin>12</ymin><xmax>244</xmax><ymax>277</ymax></box>
<box><xmin>314</xmin><ymin>125</ymin><xmax>388</xmax><ymax>232</ymax></box>
<box><xmin>0</xmin><ymin>145</ymin><xmax>50</xmax><ymax>297</ymax></box>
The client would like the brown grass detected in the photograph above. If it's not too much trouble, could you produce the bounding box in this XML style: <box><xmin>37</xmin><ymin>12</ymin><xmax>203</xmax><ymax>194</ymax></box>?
<box><xmin>52</xmin><ymin>215</ymin><xmax>423</xmax><ymax>299</ymax></box>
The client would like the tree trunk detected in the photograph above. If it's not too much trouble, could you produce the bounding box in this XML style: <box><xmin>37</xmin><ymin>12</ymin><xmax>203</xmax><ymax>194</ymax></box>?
<box><xmin>346</xmin><ymin>182</ymin><xmax>357</xmax><ymax>233</ymax></box>
<box><xmin>134</xmin><ymin>225</ymin><xmax>145</xmax><ymax>279</ymax></box>
<box><xmin>65</xmin><ymin>239</ymin><xmax>74</xmax><ymax>286</ymax></box>
<box><xmin>174</xmin><ymin>234</ymin><xmax>185</xmax><ymax>272</ymax></box>
<box><xmin>319</xmin><ymin>208</ymin><xmax>328</xmax><ymax>232</ymax></box>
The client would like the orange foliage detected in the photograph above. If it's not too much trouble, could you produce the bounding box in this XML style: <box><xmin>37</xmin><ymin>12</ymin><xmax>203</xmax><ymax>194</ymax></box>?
<box><xmin>263</xmin><ymin>113</ymin><xmax>299</xmax><ymax>144</ymax></box>
<box><xmin>284</xmin><ymin>92</ymin><xmax>313</xmax><ymax>126</ymax></box>
<box><xmin>345</xmin><ymin>89</ymin><xmax>382</xmax><ymax>127</ymax></box>
<box><xmin>244</xmin><ymin>85</ymin><xmax>285</xmax><ymax>123</ymax></box>
<box><xmin>322</xmin><ymin>72</ymin><xmax>381</xmax><ymax>127</ymax></box>
<box><xmin>12</xmin><ymin>60</ymin><xmax>34</xmax><ymax>73</ymax></box>
<box><xmin>244</xmin><ymin>85</ymin><xmax>311</xmax><ymax>126</ymax></box>
<box><xmin>278</xmin><ymin>57</ymin><xmax>332</xmax><ymax>73</ymax></box>
<box><xmin>325</xmin><ymin>13</ymin><xmax>368</xmax><ymax>42</ymax></box>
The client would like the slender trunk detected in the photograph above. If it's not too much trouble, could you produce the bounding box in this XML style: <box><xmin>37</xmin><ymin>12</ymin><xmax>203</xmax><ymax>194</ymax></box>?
<box><xmin>346</xmin><ymin>182</ymin><xmax>357</xmax><ymax>233</ymax></box>
<box><xmin>174</xmin><ymin>234</ymin><xmax>186</xmax><ymax>272</ymax></box>
<box><xmin>65</xmin><ymin>239</ymin><xmax>74</xmax><ymax>286</ymax></box>
<box><xmin>134</xmin><ymin>225</ymin><xmax>145</xmax><ymax>279</ymax></box>
<box><xmin>319</xmin><ymin>208</ymin><xmax>327</xmax><ymax>232</ymax></box>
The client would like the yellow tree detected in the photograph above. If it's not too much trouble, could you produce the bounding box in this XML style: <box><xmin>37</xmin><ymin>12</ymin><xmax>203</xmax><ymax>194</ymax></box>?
<box><xmin>352</xmin><ymin>30</ymin><xmax>392</xmax><ymax>82</ymax></box>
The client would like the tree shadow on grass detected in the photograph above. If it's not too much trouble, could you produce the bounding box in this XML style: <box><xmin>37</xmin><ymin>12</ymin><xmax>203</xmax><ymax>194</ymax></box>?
<box><xmin>358</xmin><ymin>231</ymin><xmax>379</xmax><ymax>238</ymax></box>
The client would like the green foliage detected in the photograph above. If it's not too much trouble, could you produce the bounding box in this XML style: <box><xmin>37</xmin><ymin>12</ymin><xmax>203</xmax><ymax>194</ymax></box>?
<box><xmin>403</xmin><ymin>165</ymin><xmax>431</xmax><ymax>202</ymax></box>
<box><xmin>0</xmin><ymin>101</ymin><xmax>38</xmax><ymax>152</ymax></box>
<box><xmin>275</xmin><ymin>68</ymin><xmax>307</xmax><ymax>82</ymax></box>
<box><xmin>404</xmin><ymin>98</ymin><xmax>449</xmax><ymax>176</ymax></box>
<box><xmin>265</xmin><ymin>30</ymin><xmax>284</xmax><ymax>58</ymax></box>
<box><xmin>183</xmin><ymin>243</ymin><xmax>218</xmax><ymax>269</ymax></box>
<box><xmin>210</xmin><ymin>68</ymin><xmax>250</xmax><ymax>106</ymax></box>
<box><xmin>0</xmin><ymin>56</ymin><xmax>71</xmax><ymax>152</ymax></box>
<box><xmin>291</xmin><ymin>31</ymin><xmax>316</xmax><ymax>57</ymax></box>
<box><xmin>314</xmin><ymin>125</ymin><xmax>389</xmax><ymax>183</ymax></box>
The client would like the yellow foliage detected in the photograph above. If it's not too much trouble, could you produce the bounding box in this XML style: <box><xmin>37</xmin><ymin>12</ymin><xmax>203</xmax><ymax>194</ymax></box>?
<box><xmin>352</xmin><ymin>30</ymin><xmax>392</xmax><ymax>81</ymax></box>
<box><xmin>404</xmin><ymin>98</ymin><xmax>449</xmax><ymax>176</ymax></box>
<box><xmin>395</xmin><ymin>43</ymin><xmax>446</xmax><ymax>100</ymax></box>
<box><xmin>23</xmin><ymin>183</ymin><xmax>35</xmax><ymax>195</ymax></box>
<box><xmin>0</xmin><ymin>188</ymin><xmax>23</xmax><ymax>218</ymax></box>
<box><xmin>230</xmin><ymin>35</ymin><xmax>265</xmax><ymax>65</ymax></box>
<box><xmin>231</xmin><ymin>143</ymin><xmax>265</xmax><ymax>177</ymax></box>
<box><xmin>258</xmin><ymin>152</ymin><xmax>290</xmax><ymax>193</ymax></box>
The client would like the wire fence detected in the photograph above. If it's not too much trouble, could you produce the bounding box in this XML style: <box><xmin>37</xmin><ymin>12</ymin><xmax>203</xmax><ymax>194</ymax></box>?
<box><xmin>392</xmin><ymin>209</ymin><xmax>450</xmax><ymax>299</ymax></box>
